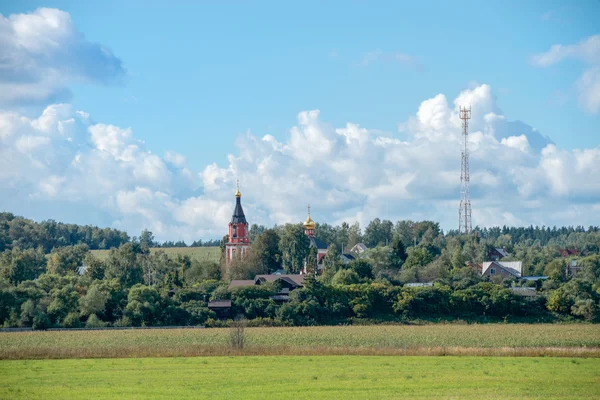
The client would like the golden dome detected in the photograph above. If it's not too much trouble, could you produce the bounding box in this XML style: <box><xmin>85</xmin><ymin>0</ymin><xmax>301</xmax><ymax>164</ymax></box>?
<box><xmin>303</xmin><ymin>204</ymin><xmax>315</xmax><ymax>229</ymax></box>
<box><xmin>303</xmin><ymin>216</ymin><xmax>315</xmax><ymax>229</ymax></box>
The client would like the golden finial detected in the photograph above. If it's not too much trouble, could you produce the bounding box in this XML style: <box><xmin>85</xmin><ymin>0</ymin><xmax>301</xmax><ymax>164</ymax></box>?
<box><xmin>235</xmin><ymin>179</ymin><xmax>241</xmax><ymax>198</ymax></box>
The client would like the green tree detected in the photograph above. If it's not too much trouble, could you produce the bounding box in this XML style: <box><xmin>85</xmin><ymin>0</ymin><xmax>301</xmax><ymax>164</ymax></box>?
<box><xmin>46</xmin><ymin>244</ymin><xmax>89</xmax><ymax>275</ymax></box>
<box><xmin>124</xmin><ymin>284</ymin><xmax>161</xmax><ymax>326</ymax></box>
<box><xmin>250</xmin><ymin>229</ymin><xmax>282</xmax><ymax>274</ymax></box>
<box><xmin>348</xmin><ymin>259</ymin><xmax>374</xmax><ymax>280</ymax></box>
<box><xmin>332</xmin><ymin>269</ymin><xmax>360</xmax><ymax>285</ymax></box>
<box><xmin>403</xmin><ymin>247</ymin><xmax>434</xmax><ymax>270</ymax></box>
<box><xmin>390</xmin><ymin>236</ymin><xmax>407</xmax><ymax>269</ymax></box>
<box><xmin>279</xmin><ymin>224</ymin><xmax>310</xmax><ymax>274</ymax></box>
<box><xmin>84</xmin><ymin>253</ymin><xmax>105</xmax><ymax>281</ymax></box>
<box><xmin>80</xmin><ymin>285</ymin><xmax>110</xmax><ymax>317</ymax></box>
<box><xmin>0</xmin><ymin>247</ymin><xmax>47</xmax><ymax>284</ymax></box>
<box><xmin>104</xmin><ymin>243</ymin><xmax>145</xmax><ymax>288</ymax></box>
<box><xmin>139</xmin><ymin>229</ymin><xmax>155</xmax><ymax>249</ymax></box>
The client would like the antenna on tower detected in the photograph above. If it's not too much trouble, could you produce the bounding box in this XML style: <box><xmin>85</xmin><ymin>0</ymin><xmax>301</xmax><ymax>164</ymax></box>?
<box><xmin>459</xmin><ymin>106</ymin><xmax>472</xmax><ymax>234</ymax></box>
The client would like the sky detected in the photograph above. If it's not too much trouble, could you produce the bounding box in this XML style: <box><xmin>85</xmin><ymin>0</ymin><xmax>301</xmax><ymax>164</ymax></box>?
<box><xmin>0</xmin><ymin>0</ymin><xmax>599</xmax><ymax>242</ymax></box>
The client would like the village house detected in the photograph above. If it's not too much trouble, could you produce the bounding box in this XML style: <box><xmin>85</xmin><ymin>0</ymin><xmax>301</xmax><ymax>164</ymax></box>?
<box><xmin>481</xmin><ymin>261</ymin><xmax>523</xmax><ymax>279</ymax></box>
<box><xmin>229</xmin><ymin>274</ymin><xmax>305</xmax><ymax>301</ymax></box>
<box><xmin>488</xmin><ymin>247</ymin><xmax>509</xmax><ymax>261</ymax></box>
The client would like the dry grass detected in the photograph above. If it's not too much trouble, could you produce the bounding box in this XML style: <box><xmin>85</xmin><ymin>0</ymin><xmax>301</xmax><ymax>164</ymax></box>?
<box><xmin>1</xmin><ymin>324</ymin><xmax>599</xmax><ymax>360</ymax></box>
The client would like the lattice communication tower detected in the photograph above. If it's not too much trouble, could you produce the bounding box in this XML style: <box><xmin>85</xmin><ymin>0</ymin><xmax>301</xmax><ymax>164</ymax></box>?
<box><xmin>459</xmin><ymin>106</ymin><xmax>472</xmax><ymax>234</ymax></box>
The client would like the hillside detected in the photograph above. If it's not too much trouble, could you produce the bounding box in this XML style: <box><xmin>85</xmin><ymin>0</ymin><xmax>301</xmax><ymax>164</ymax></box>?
<box><xmin>90</xmin><ymin>246</ymin><xmax>221</xmax><ymax>263</ymax></box>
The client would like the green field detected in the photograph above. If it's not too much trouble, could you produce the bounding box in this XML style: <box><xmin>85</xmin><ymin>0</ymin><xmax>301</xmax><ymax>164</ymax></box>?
<box><xmin>90</xmin><ymin>246</ymin><xmax>220</xmax><ymax>262</ymax></box>
<box><xmin>2</xmin><ymin>324</ymin><xmax>599</xmax><ymax>359</ymax></box>
<box><xmin>1</xmin><ymin>356</ymin><xmax>599</xmax><ymax>399</ymax></box>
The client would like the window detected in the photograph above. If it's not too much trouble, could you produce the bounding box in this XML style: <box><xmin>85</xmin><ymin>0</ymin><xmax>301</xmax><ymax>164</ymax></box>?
<box><xmin>490</xmin><ymin>268</ymin><xmax>496</xmax><ymax>275</ymax></box>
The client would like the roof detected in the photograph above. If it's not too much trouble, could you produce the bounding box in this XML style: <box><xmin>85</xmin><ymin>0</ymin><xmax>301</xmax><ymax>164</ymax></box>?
<box><xmin>494</xmin><ymin>248</ymin><xmax>510</xmax><ymax>257</ymax></box>
<box><xmin>482</xmin><ymin>261</ymin><xmax>523</xmax><ymax>277</ymax></box>
<box><xmin>228</xmin><ymin>280</ymin><xmax>254</xmax><ymax>289</ymax></box>
<box><xmin>510</xmin><ymin>287</ymin><xmax>537</xmax><ymax>297</ymax></box>
<box><xmin>520</xmin><ymin>276</ymin><xmax>548</xmax><ymax>281</ymax></box>
<box><xmin>405</xmin><ymin>282</ymin><xmax>434</xmax><ymax>287</ymax></box>
<box><xmin>341</xmin><ymin>253</ymin><xmax>355</xmax><ymax>260</ymax></box>
<box><xmin>350</xmin><ymin>243</ymin><xmax>367</xmax><ymax>253</ymax></box>
<box><xmin>310</xmin><ymin>237</ymin><xmax>328</xmax><ymax>250</ymax></box>
<box><xmin>230</xmin><ymin>196</ymin><xmax>247</xmax><ymax>224</ymax></box>
<box><xmin>254</xmin><ymin>274</ymin><xmax>305</xmax><ymax>287</ymax></box>
<box><xmin>208</xmin><ymin>300</ymin><xmax>232</xmax><ymax>308</ymax></box>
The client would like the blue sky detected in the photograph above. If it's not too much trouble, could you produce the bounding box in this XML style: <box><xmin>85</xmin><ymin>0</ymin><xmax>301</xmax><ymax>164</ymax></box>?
<box><xmin>3</xmin><ymin>0</ymin><xmax>599</xmax><ymax>169</ymax></box>
<box><xmin>0</xmin><ymin>1</ymin><xmax>599</xmax><ymax>240</ymax></box>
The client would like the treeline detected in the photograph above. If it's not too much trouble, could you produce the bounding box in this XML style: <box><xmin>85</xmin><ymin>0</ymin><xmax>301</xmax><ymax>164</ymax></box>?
<box><xmin>0</xmin><ymin>213</ymin><xmax>220</xmax><ymax>253</ymax></box>
<box><xmin>1</xmin><ymin>219</ymin><xmax>600</xmax><ymax>329</ymax></box>
<box><xmin>0</xmin><ymin>213</ymin><xmax>129</xmax><ymax>252</ymax></box>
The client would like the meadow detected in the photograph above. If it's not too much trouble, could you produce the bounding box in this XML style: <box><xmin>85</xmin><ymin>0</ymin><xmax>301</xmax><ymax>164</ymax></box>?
<box><xmin>90</xmin><ymin>246</ymin><xmax>220</xmax><ymax>262</ymax></box>
<box><xmin>1</xmin><ymin>356</ymin><xmax>599</xmax><ymax>399</ymax></box>
<box><xmin>1</xmin><ymin>324</ymin><xmax>599</xmax><ymax>359</ymax></box>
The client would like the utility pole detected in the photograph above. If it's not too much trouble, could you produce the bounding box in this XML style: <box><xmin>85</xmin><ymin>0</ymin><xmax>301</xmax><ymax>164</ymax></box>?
<box><xmin>459</xmin><ymin>106</ymin><xmax>472</xmax><ymax>234</ymax></box>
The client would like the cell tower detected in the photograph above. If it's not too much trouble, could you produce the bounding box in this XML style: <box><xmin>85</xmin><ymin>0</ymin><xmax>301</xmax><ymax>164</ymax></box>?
<box><xmin>458</xmin><ymin>106</ymin><xmax>472</xmax><ymax>234</ymax></box>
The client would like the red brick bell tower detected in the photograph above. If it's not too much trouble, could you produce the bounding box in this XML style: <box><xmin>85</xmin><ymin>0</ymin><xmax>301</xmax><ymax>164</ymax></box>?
<box><xmin>225</xmin><ymin>180</ymin><xmax>250</xmax><ymax>264</ymax></box>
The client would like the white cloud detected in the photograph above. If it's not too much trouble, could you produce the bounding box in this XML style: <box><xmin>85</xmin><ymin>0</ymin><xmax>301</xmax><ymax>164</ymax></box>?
<box><xmin>531</xmin><ymin>35</ymin><xmax>600</xmax><ymax>114</ymax></box>
<box><xmin>0</xmin><ymin>85</ymin><xmax>599</xmax><ymax>241</ymax></box>
<box><xmin>165</xmin><ymin>151</ymin><xmax>187</xmax><ymax>168</ymax></box>
<box><xmin>0</xmin><ymin>8</ymin><xmax>125</xmax><ymax>105</ymax></box>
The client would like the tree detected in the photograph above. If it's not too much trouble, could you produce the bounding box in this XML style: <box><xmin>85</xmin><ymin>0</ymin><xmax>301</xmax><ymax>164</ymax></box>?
<box><xmin>185</xmin><ymin>260</ymin><xmax>221</xmax><ymax>285</ymax></box>
<box><xmin>348</xmin><ymin>259</ymin><xmax>374</xmax><ymax>280</ymax></box>
<box><xmin>139</xmin><ymin>229</ymin><xmax>155</xmax><ymax>249</ymax></box>
<box><xmin>546</xmin><ymin>288</ymin><xmax>572</xmax><ymax>315</ymax></box>
<box><xmin>347</xmin><ymin>222</ymin><xmax>362</xmax><ymax>249</ymax></box>
<box><xmin>332</xmin><ymin>269</ymin><xmax>360</xmax><ymax>285</ymax></box>
<box><xmin>403</xmin><ymin>247</ymin><xmax>434</xmax><ymax>270</ymax></box>
<box><xmin>124</xmin><ymin>284</ymin><xmax>161</xmax><ymax>326</ymax></box>
<box><xmin>250</xmin><ymin>229</ymin><xmax>281</xmax><ymax>274</ymax></box>
<box><xmin>390</xmin><ymin>236</ymin><xmax>407</xmax><ymax>269</ymax></box>
<box><xmin>306</xmin><ymin>247</ymin><xmax>318</xmax><ymax>275</ymax></box>
<box><xmin>80</xmin><ymin>285</ymin><xmax>109</xmax><ymax>317</ymax></box>
<box><xmin>47</xmin><ymin>244</ymin><xmax>89</xmax><ymax>275</ymax></box>
<box><xmin>544</xmin><ymin>259</ymin><xmax>565</xmax><ymax>281</ymax></box>
<box><xmin>84</xmin><ymin>254</ymin><xmax>105</xmax><ymax>281</ymax></box>
<box><xmin>279</xmin><ymin>224</ymin><xmax>310</xmax><ymax>274</ymax></box>
<box><xmin>47</xmin><ymin>284</ymin><xmax>79</xmax><ymax>324</ymax></box>
<box><xmin>0</xmin><ymin>247</ymin><xmax>47</xmax><ymax>284</ymax></box>
<box><xmin>104</xmin><ymin>243</ymin><xmax>145</xmax><ymax>288</ymax></box>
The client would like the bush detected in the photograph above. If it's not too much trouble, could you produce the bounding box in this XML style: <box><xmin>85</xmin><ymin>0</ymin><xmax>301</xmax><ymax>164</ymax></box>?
<box><xmin>63</xmin><ymin>312</ymin><xmax>82</xmax><ymax>328</ymax></box>
<box><xmin>85</xmin><ymin>314</ymin><xmax>108</xmax><ymax>328</ymax></box>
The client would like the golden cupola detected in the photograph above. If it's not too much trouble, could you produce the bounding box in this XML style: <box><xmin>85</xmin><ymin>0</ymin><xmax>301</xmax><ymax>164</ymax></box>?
<box><xmin>303</xmin><ymin>204</ymin><xmax>315</xmax><ymax>230</ymax></box>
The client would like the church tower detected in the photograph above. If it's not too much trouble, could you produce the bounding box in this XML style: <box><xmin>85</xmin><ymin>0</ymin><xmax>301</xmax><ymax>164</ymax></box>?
<box><xmin>225</xmin><ymin>180</ymin><xmax>250</xmax><ymax>264</ymax></box>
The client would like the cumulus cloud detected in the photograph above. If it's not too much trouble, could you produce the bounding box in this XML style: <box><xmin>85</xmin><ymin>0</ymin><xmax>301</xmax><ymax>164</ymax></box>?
<box><xmin>1</xmin><ymin>85</ymin><xmax>599</xmax><ymax>241</ymax></box>
<box><xmin>531</xmin><ymin>35</ymin><xmax>600</xmax><ymax>114</ymax></box>
<box><xmin>0</xmin><ymin>8</ymin><xmax>125</xmax><ymax>105</ymax></box>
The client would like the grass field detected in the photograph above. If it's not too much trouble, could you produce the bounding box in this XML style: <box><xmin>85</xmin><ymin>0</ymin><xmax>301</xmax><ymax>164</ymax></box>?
<box><xmin>90</xmin><ymin>246</ymin><xmax>220</xmax><ymax>262</ymax></box>
<box><xmin>1</xmin><ymin>356</ymin><xmax>599</xmax><ymax>399</ymax></box>
<box><xmin>2</xmin><ymin>324</ymin><xmax>599</xmax><ymax>359</ymax></box>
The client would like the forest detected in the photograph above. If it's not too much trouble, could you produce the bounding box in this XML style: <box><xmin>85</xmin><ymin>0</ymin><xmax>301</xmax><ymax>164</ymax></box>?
<box><xmin>0</xmin><ymin>212</ymin><xmax>599</xmax><ymax>329</ymax></box>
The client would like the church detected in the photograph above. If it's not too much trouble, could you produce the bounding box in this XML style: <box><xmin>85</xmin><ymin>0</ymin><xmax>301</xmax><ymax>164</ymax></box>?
<box><xmin>224</xmin><ymin>181</ymin><xmax>250</xmax><ymax>264</ymax></box>
<box><xmin>225</xmin><ymin>182</ymin><xmax>329</xmax><ymax>273</ymax></box>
